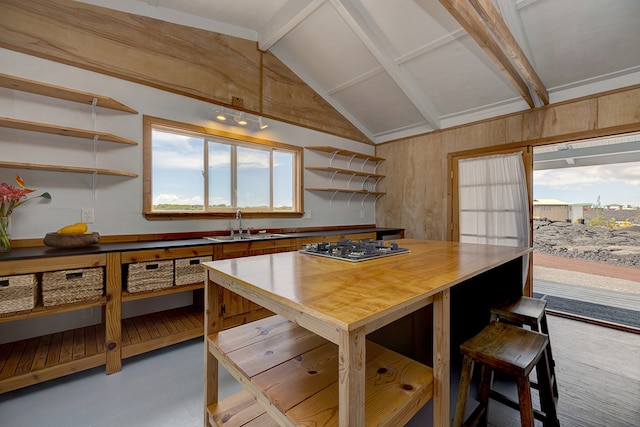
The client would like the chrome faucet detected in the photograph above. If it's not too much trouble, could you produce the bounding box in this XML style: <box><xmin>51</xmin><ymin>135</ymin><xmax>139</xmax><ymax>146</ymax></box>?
<box><xmin>235</xmin><ymin>209</ymin><xmax>243</xmax><ymax>235</ymax></box>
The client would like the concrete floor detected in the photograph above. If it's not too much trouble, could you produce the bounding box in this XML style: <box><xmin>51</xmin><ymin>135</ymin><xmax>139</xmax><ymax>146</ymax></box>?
<box><xmin>0</xmin><ymin>336</ymin><xmax>454</xmax><ymax>427</ymax></box>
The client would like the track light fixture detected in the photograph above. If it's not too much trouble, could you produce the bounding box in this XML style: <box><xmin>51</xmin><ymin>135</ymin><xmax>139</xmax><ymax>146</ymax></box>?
<box><xmin>258</xmin><ymin>117</ymin><xmax>269</xmax><ymax>129</ymax></box>
<box><xmin>235</xmin><ymin>112</ymin><xmax>248</xmax><ymax>126</ymax></box>
<box><xmin>215</xmin><ymin>108</ymin><xmax>227</xmax><ymax>121</ymax></box>
<box><xmin>214</xmin><ymin>107</ymin><xmax>269</xmax><ymax>130</ymax></box>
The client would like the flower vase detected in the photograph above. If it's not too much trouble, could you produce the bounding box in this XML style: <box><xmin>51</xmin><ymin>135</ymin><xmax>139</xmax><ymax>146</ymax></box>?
<box><xmin>0</xmin><ymin>215</ymin><xmax>11</xmax><ymax>252</ymax></box>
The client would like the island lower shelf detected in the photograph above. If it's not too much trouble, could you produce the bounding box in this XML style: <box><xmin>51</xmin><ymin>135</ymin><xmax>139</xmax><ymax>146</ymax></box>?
<box><xmin>206</xmin><ymin>315</ymin><xmax>434</xmax><ymax>426</ymax></box>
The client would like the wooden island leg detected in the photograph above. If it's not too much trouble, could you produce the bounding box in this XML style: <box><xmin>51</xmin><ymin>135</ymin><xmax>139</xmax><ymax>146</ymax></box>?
<box><xmin>204</xmin><ymin>271</ymin><xmax>221</xmax><ymax>427</ymax></box>
<box><xmin>338</xmin><ymin>326</ymin><xmax>366</xmax><ymax>426</ymax></box>
<box><xmin>433</xmin><ymin>289</ymin><xmax>451</xmax><ymax>427</ymax></box>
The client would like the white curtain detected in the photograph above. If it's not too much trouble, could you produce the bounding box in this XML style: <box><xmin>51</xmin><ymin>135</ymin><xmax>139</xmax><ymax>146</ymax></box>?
<box><xmin>458</xmin><ymin>152</ymin><xmax>530</xmax><ymax>285</ymax></box>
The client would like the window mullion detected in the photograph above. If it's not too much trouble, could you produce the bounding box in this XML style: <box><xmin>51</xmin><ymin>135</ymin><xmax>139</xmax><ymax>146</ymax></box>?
<box><xmin>231</xmin><ymin>145</ymin><xmax>237</xmax><ymax>208</ymax></box>
<box><xmin>270</xmin><ymin>149</ymin><xmax>274</xmax><ymax>209</ymax></box>
<box><xmin>203</xmin><ymin>139</ymin><xmax>209</xmax><ymax>210</ymax></box>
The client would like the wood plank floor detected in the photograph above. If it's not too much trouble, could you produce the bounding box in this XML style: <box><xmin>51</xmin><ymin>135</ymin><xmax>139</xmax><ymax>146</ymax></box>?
<box><xmin>0</xmin><ymin>314</ymin><xmax>638</xmax><ymax>426</ymax></box>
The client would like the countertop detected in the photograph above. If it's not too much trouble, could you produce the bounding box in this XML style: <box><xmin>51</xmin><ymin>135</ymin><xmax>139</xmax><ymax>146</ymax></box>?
<box><xmin>0</xmin><ymin>227</ymin><xmax>403</xmax><ymax>262</ymax></box>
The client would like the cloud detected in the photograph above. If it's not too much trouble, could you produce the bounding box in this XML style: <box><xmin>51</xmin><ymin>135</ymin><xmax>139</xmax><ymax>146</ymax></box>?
<box><xmin>153</xmin><ymin>193</ymin><xmax>203</xmax><ymax>205</ymax></box>
<box><xmin>153</xmin><ymin>130</ymin><xmax>203</xmax><ymax>169</ymax></box>
<box><xmin>534</xmin><ymin>163</ymin><xmax>640</xmax><ymax>190</ymax></box>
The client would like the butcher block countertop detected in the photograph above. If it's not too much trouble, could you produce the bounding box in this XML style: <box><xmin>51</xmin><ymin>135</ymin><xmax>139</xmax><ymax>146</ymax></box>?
<box><xmin>203</xmin><ymin>239</ymin><xmax>531</xmax><ymax>426</ymax></box>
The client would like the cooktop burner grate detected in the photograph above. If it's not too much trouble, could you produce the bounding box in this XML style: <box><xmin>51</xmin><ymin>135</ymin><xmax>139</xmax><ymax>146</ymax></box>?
<box><xmin>299</xmin><ymin>239</ymin><xmax>409</xmax><ymax>262</ymax></box>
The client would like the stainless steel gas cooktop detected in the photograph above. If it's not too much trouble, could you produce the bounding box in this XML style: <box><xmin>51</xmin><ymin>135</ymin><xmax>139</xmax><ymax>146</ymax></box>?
<box><xmin>299</xmin><ymin>239</ymin><xmax>410</xmax><ymax>262</ymax></box>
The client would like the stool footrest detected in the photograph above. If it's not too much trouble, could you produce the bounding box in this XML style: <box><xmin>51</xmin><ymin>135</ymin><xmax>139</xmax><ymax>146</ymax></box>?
<box><xmin>489</xmin><ymin>389</ymin><xmax>547</xmax><ymax>422</ymax></box>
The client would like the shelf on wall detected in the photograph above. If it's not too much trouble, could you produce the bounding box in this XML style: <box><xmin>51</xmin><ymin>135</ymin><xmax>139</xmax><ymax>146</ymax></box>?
<box><xmin>0</xmin><ymin>117</ymin><xmax>138</xmax><ymax>145</ymax></box>
<box><xmin>305</xmin><ymin>146</ymin><xmax>385</xmax><ymax>163</ymax></box>
<box><xmin>305</xmin><ymin>187</ymin><xmax>385</xmax><ymax>196</ymax></box>
<box><xmin>0</xmin><ymin>161</ymin><xmax>138</xmax><ymax>178</ymax></box>
<box><xmin>0</xmin><ymin>73</ymin><xmax>138</xmax><ymax>114</ymax></box>
<box><xmin>305</xmin><ymin>166</ymin><xmax>385</xmax><ymax>179</ymax></box>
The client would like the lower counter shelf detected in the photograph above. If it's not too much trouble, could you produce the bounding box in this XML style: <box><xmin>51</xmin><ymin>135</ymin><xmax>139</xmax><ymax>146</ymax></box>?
<box><xmin>207</xmin><ymin>315</ymin><xmax>433</xmax><ymax>426</ymax></box>
<box><xmin>122</xmin><ymin>305</ymin><xmax>203</xmax><ymax>359</ymax></box>
<box><xmin>0</xmin><ymin>324</ymin><xmax>106</xmax><ymax>393</ymax></box>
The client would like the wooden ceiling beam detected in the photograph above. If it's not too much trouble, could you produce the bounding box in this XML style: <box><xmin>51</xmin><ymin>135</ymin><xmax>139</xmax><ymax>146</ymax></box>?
<box><xmin>468</xmin><ymin>0</ymin><xmax>548</xmax><ymax>105</ymax></box>
<box><xmin>438</xmin><ymin>0</ymin><xmax>535</xmax><ymax>108</ymax></box>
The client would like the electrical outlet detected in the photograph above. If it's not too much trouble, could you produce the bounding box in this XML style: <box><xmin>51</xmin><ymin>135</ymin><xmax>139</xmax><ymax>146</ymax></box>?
<box><xmin>81</xmin><ymin>208</ymin><xmax>94</xmax><ymax>223</ymax></box>
<box><xmin>303</xmin><ymin>210</ymin><xmax>312</xmax><ymax>219</ymax></box>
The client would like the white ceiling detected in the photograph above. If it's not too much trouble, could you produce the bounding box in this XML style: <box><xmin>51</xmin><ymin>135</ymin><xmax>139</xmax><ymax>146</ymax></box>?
<box><xmin>78</xmin><ymin>0</ymin><xmax>640</xmax><ymax>144</ymax></box>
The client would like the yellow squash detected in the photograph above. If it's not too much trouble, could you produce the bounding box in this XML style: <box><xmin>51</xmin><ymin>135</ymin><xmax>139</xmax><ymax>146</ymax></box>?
<box><xmin>56</xmin><ymin>222</ymin><xmax>88</xmax><ymax>234</ymax></box>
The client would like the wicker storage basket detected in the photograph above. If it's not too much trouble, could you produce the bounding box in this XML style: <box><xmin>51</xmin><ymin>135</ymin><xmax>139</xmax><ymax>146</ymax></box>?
<box><xmin>42</xmin><ymin>268</ymin><xmax>104</xmax><ymax>307</ymax></box>
<box><xmin>126</xmin><ymin>259</ymin><xmax>174</xmax><ymax>293</ymax></box>
<box><xmin>175</xmin><ymin>256</ymin><xmax>212</xmax><ymax>286</ymax></box>
<box><xmin>0</xmin><ymin>274</ymin><xmax>38</xmax><ymax>315</ymax></box>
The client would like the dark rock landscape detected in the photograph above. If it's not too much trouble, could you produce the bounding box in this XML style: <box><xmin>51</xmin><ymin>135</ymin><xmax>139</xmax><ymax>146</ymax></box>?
<box><xmin>533</xmin><ymin>220</ymin><xmax>640</xmax><ymax>268</ymax></box>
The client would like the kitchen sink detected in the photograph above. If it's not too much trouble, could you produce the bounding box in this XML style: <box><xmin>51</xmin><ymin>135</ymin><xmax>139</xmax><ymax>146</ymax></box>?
<box><xmin>204</xmin><ymin>233</ymin><xmax>288</xmax><ymax>242</ymax></box>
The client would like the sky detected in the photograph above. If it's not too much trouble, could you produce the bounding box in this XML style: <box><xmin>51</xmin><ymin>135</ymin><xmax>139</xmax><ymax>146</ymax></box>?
<box><xmin>533</xmin><ymin>162</ymin><xmax>640</xmax><ymax>207</ymax></box>
<box><xmin>151</xmin><ymin>130</ymin><xmax>293</xmax><ymax>208</ymax></box>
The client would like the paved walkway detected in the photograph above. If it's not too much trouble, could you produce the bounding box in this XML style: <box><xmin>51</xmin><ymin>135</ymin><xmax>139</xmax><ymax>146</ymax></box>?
<box><xmin>533</xmin><ymin>252</ymin><xmax>639</xmax><ymax>282</ymax></box>
<box><xmin>532</xmin><ymin>252</ymin><xmax>640</xmax><ymax>311</ymax></box>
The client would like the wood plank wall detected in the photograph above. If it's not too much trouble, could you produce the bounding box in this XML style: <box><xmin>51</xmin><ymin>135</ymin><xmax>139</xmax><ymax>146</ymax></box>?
<box><xmin>0</xmin><ymin>0</ymin><xmax>370</xmax><ymax>144</ymax></box>
<box><xmin>375</xmin><ymin>85</ymin><xmax>640</xmax><ymax>240</ymax></box>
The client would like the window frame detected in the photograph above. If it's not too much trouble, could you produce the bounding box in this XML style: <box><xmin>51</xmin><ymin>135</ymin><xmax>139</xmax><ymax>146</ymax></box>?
<box><xmin>143</xmin><ymin>115</ymin><xmax>303</xmax><ymax>220</ymax></box>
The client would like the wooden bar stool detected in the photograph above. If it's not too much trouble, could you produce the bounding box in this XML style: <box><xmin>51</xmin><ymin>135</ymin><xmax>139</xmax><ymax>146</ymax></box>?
<box><xmin>490</xmin><ymin>296</ymin><xmax>558</xmax><ymax>399</ymax></box>
<box><xmin>453</xmin><ymin>321</ymin><xmax>560</xmax><ymax>427</ymax></box>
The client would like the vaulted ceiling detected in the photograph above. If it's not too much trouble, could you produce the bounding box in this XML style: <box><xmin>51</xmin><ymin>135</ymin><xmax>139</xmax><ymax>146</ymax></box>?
<box><xmin>79</xmin><ymin>0</ymin><xmax>640</xmax><ymax>144</ymax></box>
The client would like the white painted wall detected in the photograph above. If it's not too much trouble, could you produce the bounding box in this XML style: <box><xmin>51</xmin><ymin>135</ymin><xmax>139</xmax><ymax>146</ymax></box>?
<box><xmin>0</xmin><ymin>48</ymin><xmax>378</xmax><ymax>240</ymax></box>
<box><xmin>0</xmin><ymin>48</ymin><xmax>379</xmax><ymax>343</ymax></box>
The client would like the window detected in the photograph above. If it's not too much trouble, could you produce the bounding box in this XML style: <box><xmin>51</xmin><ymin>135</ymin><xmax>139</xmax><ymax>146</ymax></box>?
<box><xmin>143</xmin><ymin>116</ymin><xmax>302</xmax><ymax>219</ymax></box>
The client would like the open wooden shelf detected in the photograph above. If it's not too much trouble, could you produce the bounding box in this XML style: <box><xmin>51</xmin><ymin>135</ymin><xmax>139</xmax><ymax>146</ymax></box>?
<box><xmin>306</xmin><ymin>146</ymin><xmax>385</xmax><ymax>163</ymax></box>
<box><xmin>0</xmin><ymin>161</ymin><xmax>138</xmax><ymax>177</ymax></box>
<box><xmin>305</xmin><ymin>166</ymin><xmax>385</xmax><ymax>179</ymax></box>
<box><xmin>0</xmin><ymin>73</ymin><xmax>138</xmax><ymax>114</ymax></box>
<box><xmin>122</xmin><ymin>283</ymin><xmax>204</xmax><ymax>302</ymax></box>
<box><xmin>121</xmin><ymin>305</ymin><xmax>203</xmax><ymax>359</ymax></box>
<box><xmin>305</xmin><ymin>146</ymin><xmax>385</xmax><ymax>201</ymax></box>
<box><xmin>0</xmin><ymin>324</ymin><xmax>106</xmax><ymax>394</ymax></box>
<box><xmin>305</xmin><ymin>187</ymin><xmax>385</xmax><ymax>196</ymax></box>
<box><xmin>208</xmin><ymin>390</ymin><xmax>277</xmax><ymax>427</ymax></box>
<box><xmin>0</xmin><ymin>297</ymin><xmax>106</xmax><ymax>323</ymax></box>
<box><xmin>207</xmin><ymin>315</ymin><xmax>433</xmax><ymax>426</ymax></box>
<box><xmin>0</xmin><ymin>117</ymin><xmax>138</xmax><ymax>145</ymax></box>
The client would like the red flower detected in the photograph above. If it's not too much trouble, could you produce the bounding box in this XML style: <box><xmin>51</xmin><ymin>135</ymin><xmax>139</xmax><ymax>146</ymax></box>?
<box><xmin>0</xmin><ymin>175</ymin><xmax>51</xmax><ymax>217</ymax></box>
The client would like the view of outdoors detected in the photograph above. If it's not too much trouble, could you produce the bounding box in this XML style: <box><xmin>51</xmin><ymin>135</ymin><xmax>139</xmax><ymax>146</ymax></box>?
<box><xmin>534</xmin><ymin>163</ymin><xmax>640</xmax><ymax>208</ymax></box>
<box><xmin>151</xmin><ymin>129</ymin><xmax>295</xmax><ymax>211</ymax></box>
<box><xmin>532</xmin><ymin>140</ymin><xmax>639</xmax><ymax>331</ymax></box>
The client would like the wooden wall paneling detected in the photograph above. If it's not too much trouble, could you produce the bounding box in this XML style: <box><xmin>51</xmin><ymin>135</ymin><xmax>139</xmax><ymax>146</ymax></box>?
<box><xmin>379</xmin><ymin>85</ymin><xmax>640</xmax><ymax>241</ymax></box>
<box><xmin>519</xmin><ymin>99</ymin><xmax>597</xmax><ymax>141</ymax></box>
<box><xmin>260</xmin><ymin>52</ymin><xmax>371</xmax><ymax>144</ymax></box>
<box><xmin>441</xmin><ymin>119</ymin><xmax>508</xmax><ymax>154</ymax></box>
<box><xmin>375</xmin><ymin>133</ymin><xmax>444</xmax><ymax>239</ymax></box>
<box><xmin>0</xmin><ymin>0</ymin><xmax>370</xmax><ymax>143</ymax></box>
<box><xmin>0</xmin><ymin>0</ymin><xmax>262</xmax><ymax>111</ymax></box>
<box><xmin>597</xmin><ymin>86</ymin><xmax>640</xmax><ymax>128</ymax></box>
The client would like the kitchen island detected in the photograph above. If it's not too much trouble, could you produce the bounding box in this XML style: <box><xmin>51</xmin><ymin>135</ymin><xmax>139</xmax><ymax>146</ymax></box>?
<box><xmin>203</xmin><ymin>239</ymin><xmax>530</xmax><ymax>426</ymax></box>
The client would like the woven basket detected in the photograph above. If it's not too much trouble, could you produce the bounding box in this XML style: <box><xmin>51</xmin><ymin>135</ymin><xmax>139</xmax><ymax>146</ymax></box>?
<box><xmin>126</xmin><ymin>259</ymin><xmax>174</xmax><ymax>293</ymax></box>
<box><xmin>0</xmin><ymin>274</ymin><xmax>38</xmax><ymax>315</ymax></box>
<box><xmin>175</xmin><ymin>256</ymin><xmax>212</xmax><ymax>286</ymax></box>
<box><xmin>42</xmin><ymin>267</ymin><xmax>104</xmax><ymax>307</ymax></box>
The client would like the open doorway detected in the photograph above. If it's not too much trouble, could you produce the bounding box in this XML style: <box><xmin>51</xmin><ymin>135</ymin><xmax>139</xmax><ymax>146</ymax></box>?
<box><xmin>532</xmin><ymin>132</ymin><xmax>640</xmax><ymax>332</ymax></box>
